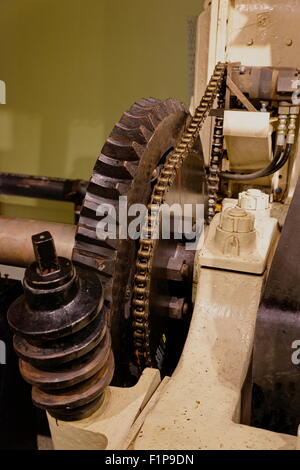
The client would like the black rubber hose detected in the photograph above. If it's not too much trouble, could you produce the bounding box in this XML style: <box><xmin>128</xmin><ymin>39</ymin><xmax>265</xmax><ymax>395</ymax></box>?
<box><xmin>221</xmin><ymin>145</ymin><xmax>284</xmax><ymax>181</ymax></box>
<box><xmin>271</xmin><ymin>143</ymin><xmax>292</xmax><ymax>174</ymax></box>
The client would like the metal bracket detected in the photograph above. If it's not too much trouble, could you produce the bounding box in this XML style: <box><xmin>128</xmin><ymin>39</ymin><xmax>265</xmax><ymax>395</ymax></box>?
<box><xmin>226</xmin><ymin>75</ymin><xmax>256</xmax><ymax>112</ymax></box>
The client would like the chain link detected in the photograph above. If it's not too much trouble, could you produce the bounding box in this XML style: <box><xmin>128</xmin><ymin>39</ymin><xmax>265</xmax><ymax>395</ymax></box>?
<box><xmin>207</xmin><ymin>85</ymin><xmax>226</xmax><ymax>222</ymax></box>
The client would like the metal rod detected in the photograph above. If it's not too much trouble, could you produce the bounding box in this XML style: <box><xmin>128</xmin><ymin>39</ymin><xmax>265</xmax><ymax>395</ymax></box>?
<box><xmin>0</xmin><ymin>217</ymin><xmax>75</xmax><ymax>267</ymax></box>
<box><xmin>0</xmin><ymin>172</ymin><xmax>88</xmax><ymax>204</ymax></box>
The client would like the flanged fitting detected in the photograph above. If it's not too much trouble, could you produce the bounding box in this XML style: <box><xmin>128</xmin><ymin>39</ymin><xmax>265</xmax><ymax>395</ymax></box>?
<box><xmin>8</xmin><ymin>231</ymin><xmax>114</xmax><ymax>421</ymax></box>
<box><xmin>214</xmin><ymin>207</ymin><xmax>256</xmax><ymax>256</ymax></box>
<box><xmin>238</xmin><ymin>188</ymin><xmax>270</xmax><ymax>218</ymax></box>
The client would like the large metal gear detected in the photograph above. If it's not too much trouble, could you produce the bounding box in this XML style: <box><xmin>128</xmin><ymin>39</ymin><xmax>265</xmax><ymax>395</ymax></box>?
<box><xmin>72</xmin><ymin>97</ymin><xmax>190</xmax><ymax>383</ymax></box>
<box><xmin>73</xmin><ymin>63</ymin><xmax>227</xmax><ymax>384</ymax></box>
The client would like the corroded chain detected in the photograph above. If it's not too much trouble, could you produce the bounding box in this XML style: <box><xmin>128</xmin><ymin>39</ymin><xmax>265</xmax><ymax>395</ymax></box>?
<box><xmin>132</xmin><ymin>62</ymin><xmax>227</xmax><ymax>369</ymax></box>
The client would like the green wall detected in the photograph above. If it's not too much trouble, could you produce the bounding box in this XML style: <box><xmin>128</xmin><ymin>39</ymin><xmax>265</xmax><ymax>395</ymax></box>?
<box><xmin>0</xmin><ymin>0</ymin><xmax>203</xmax><ymax>223</ymax></box>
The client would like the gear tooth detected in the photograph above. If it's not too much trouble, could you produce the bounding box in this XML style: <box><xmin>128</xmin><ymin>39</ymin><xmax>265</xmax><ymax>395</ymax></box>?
<box><xmin>130</xmin><ymin>105</ymin><xmax>150</xmax><ymax>116</ymax></box>
<box><xmin>147</xmin><ymin>111</ymin><xmax>162</xmax><ymax>128</ymax></box>
<box><xmin>164</xmin><ymin>98</ymin><xmax>177</xmax><ymax>113</ymax></box>
<box><xmin>139</xmin><ymin>125</ymin><xmax>152</xmax><ymax>142</ymax></box>
<box><xmin>131</xmin><ymin>102</ymin><xmax>154</xmax><ymax>114</ymax></box>
<box><xmin>148</xmin><ymin>103</ymin><xmax>168</xmax><ymax>122</ymax></box>
<box><xmin>120</xmin><ymin>112</ymin><xmax>155</xmax><ymax>132</ymax></box>
<box><xmin>81</xmin><ymin>194</ymin><xmax>118</xmax><ymax>215</ymax></box>
<box><xmin>102</xmin><ymin>137</ymin><xmax>141</xmax><ymax>161</ymax></box>
<box><xmin>128</xmin><ymin>101</ymin><xmax>160</xmax><ymax>117</ymax></box>
<box><xmin>165</xmin><ymin>98</ymin><xmax>188</xmax><ymax>115</ymax></box>
<box><xmin>147</xmin><ymin>97</ymin><xmax>160</xmax><ymax>103</ymax></box>
<box><xmin>76</xmin><ymin>228</ymin><xmax>118</xmax><ymax>251</ymax></box>
<box><xmin>126</xmin><ymin>102</ymin><xmax>166</xmax><ymax>128</ymax></box>
<box><xmin>123</xmin><ymin>160</ymin><xmax>138</xmax><ymax>178</ymax></box>
<box><xmin>95</xmin><ymin>154</ymin><xmax>137</xmax><ymax>180</ymax></box>
<box><xmin>131</xmin><ymin>98</ymin><xmax>161</xmax><ymax>113</ymax></box>
<box><xmin>112</xmin><ymin>123</ymin><xmax>147</xmax><ymax>146</ymax></box>
<box><xmin>72</xmin><ymin>248</ymin><xmax>115</xmax><ymax>277</ymax></box>
<box><xmin>89</xmin><ymin>173</ymin><xmax>131</xmax><ymax>199</ymax></box>
<box><xmin>153</xmin><ymin>101</ymin><xmax>169</xmax><ymax>118</ymax></box>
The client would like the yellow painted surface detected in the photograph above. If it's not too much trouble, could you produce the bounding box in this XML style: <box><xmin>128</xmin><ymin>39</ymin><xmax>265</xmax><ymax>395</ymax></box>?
<box><xmin>0</xmin><ymin>0</ymin><xmax>203</xmax><ymax>222</ymax></box>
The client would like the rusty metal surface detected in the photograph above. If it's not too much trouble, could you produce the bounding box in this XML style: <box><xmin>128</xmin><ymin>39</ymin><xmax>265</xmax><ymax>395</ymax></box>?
<box><xmin>252</xmin><ymin>177</ymin><xmax>300</xmax><ymax>435</ymax></box>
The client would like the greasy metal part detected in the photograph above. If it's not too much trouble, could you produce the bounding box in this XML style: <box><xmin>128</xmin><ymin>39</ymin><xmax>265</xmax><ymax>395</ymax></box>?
<box><xmin>8</xmin><ymin>232</ymin><xmax>113</xmax><ymax>421</ymax></box>
<box><xmin>32</xmin><ymin>231</ymin><xmax>60</xmax><ymax>275</ymax></box>
<box><xmin>132</xmin><ymin>63</ymin><xmax>227</xmax><ymax>370</ymax></box>
<box><xmin>252</xmin><ymin>177</ymin><xmax>300</xmax><ymax>435</ymax></box>
<box><xmin>72</xmin><ymin>97</ymin><xmax>190</xmax><ymax>384</ymax></box>
<box><xmin>0</xmin><ymin>172</ymin><xmax>88</xmax><ymax>205</ymax></box>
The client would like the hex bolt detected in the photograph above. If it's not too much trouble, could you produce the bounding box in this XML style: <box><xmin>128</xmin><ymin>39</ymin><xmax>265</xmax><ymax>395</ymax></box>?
<box><xmin>32</xmin><ymin>231</ymin><xmax>60</xmax><ymax>275</ymax></box>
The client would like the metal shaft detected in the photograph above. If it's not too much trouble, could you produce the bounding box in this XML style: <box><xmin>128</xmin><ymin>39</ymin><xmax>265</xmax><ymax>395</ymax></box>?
<box><xmin>0</xmin><ymin>217</ymin><xmax>75</xmax><ymax>267</ymax></box>
<box><xmin>0</xmin><ymin>172</ymin><xmax>88</xmax><ymax>204</ymax></box>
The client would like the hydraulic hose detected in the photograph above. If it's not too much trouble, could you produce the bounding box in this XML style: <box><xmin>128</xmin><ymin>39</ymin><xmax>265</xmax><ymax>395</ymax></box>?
<box><xmin>221</xmin><ymin>145</ymin><xmax>284</xmax><ymax>181</ymax></box>
<box><xmin>271</xmin><ymin>144</ymin><xmax>292</xmax><ymax>174</ymax></box>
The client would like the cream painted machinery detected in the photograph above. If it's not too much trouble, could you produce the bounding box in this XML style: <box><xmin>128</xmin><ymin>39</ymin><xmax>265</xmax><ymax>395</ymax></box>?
<box><xmin>2</xmin><ymin>0</ymin><xmax>300</xmax><ymax>450</ymax></box>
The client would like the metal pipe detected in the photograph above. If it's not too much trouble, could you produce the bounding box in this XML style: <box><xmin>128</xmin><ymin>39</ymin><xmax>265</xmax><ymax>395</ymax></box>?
<box><xmin>0</xmin><ymin>173</ymin><xmax>88</xmax><ymax>204</ymax></box>
<box><xmin>0</xmin><ymin>217</ymin><xmax>75</xmax><ymax>267</ymax></box>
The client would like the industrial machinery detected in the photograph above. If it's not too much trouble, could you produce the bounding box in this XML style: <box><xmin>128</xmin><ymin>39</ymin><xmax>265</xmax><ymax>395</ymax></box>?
<box><xmin>1</xmin><ymin>0</ymin><xmax>300</xmax><ymax>450</ymax></box>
